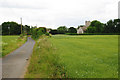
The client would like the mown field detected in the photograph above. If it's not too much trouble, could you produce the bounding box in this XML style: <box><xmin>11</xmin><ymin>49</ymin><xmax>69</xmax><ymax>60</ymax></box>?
<box><xmin>1</xmin><ymin>36</ymin><xmax>27</xmax><ymax>57</ymax></box>
<box><xmin>50</xmin><ymin>35</ymin><xmax>118</xmax><ymax>78</ymax></box>
<box><xmin>25</xmin><ymin>35</ymin><xmax>118</xmax><ymax>78</ymax></box>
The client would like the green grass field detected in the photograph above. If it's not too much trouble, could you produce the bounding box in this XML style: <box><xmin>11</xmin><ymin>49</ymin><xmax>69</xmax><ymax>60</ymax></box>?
<box><xmin>26</xmin><ymin>35</ymin><xmax>118</xmax><ymax>78</ymax></box>
<box><xmin>2</xmin><ymin>36</ymin><xmax>27</xmax><ymax>57</ymax></box>
<box><xmin>49</xmin><ymin>35</ymin><xmax>118</xmax><ymax>78</ymax></box>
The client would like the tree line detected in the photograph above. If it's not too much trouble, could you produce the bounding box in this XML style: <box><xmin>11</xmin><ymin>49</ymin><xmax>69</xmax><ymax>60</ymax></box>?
<box><xmin>1</xmin><ymin>18</ymin><xmax>120</xmax><ymax>36</ymax></box>
<box><xmin>1</xmin><ymin>21</ymin><xmax>50</xmax><ymax>39</ymax></box>
<box><xmin>49</xmin><ymin>19</ymin><xmax>120</xmax><ymax>35</ymax></box>
<box><xmin>87</xmin><ymin>19</ymin><xmax>120</xmax><ymax>33</ymax></box>
<box><xmin>1</xmin><ymin>21</ymin><xmax>31</xmax><ymax>35</ymax></box>
<box><xmin>49</xmin><ymin>26</ymin><xmax>77</xmax><ymax>35</ymax></box>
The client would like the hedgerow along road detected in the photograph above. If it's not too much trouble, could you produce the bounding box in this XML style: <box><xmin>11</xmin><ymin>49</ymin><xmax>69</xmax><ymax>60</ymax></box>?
<box><xmin>2</xmin><ymin>37</ymin><xmax>35</xmax><ymax>78</ymax></box>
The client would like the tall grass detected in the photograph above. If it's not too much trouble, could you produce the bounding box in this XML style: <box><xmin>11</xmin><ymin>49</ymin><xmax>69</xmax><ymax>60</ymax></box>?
<box><xmin>25</xmin><ymin>36</ymin><xmax>66</xmax><ymax>78</ymax></box>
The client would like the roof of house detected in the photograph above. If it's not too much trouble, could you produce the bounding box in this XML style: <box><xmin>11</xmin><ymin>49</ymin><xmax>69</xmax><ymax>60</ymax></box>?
<box><xmin>81</xmin><ymin>26</ymin><xmax>88</xmax><ymax>31</ymax></box>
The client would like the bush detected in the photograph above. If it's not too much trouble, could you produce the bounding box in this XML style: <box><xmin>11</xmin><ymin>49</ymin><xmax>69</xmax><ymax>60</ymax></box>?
<box><xmin>31</xmin><ymin>27</ymin><xmax>47</xmax><ymax>39</ymax></box>
<box><xmin>19</xmin><ymin>33</ymin><xmax>26</xmax><ymax>38</ymax></box>
<box><xmin>68</xmin><ymin>27</ymin><xmax>77</xmax><ymax>33</ymax></box>
<box><xmin>49</xmin><ymin>30</ymin><xmax>58</xmax><ymax>35</ymax></box>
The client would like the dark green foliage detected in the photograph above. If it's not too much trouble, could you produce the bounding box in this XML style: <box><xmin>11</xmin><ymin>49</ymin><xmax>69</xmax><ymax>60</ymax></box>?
<box><xmin>24</xmin><ymin>25</ymin><xmax>31</xmax><ymax>34</ymax></box>
<box><xmin>57</xmin><ymin>26</ymin><xmax>67</xmax><ymax>34</ymax></box>
<box><xmin>49</xmin><ymin>30</ymin><xmax>58</xmax><ymax>35</ymax></box>
<box><xmin>37</xmin><ymin>27</ymin><xmax>47</xmax><ymax>34</ymax></box>
<box><xmin>2</xmin><ymin>22</ymin><xmax>21</xmax><ymax>35</ymax></box>
<box><xmin>0</xmin><ymin>25</ymin><xmax>2</xmax><ymax>35</ymax></box>
<box><xmin>31</xmin><ymin>28</ymin><xmax>37</xmax><ymax>39</ymax></box>
<box><xmin>87</xmin><ymin>19</ymin><xmax>120</xmax><ymax>34</ymax></box>
<box><xmin>31</xmin><ymin>27</ymin><xmax>47</xmax><ymax>39</ymax></box>
<box><xmin>104</xmin><ymin>20</ymin><xmax>115</xmax><ymax>33</ymax></box>
<box><xmin>68</xmin><ymin>27</ymin><xmax>77</xmax><ymax>33</ymax></box>
<box><xmin>45</xmin><ymin>33</ymin><xmax>51</xmax><ymax>36</ymax></box>
<box><xmin>86</xmin><ymin>20</ymin><xmax>104</xmax><ymax>33</ymax></box>
<box><xmin>2</xmin><ymin>21</ymin><xmax>31</xmax><ymax>35</ymax></box>
<box><xmin>87</xmin><ymin>27</ymin><xmax>96</xmax><ymax>33</ymax></box>
<box><xmin>104</xmin><ymin>19</ymin><xmax>120</xmax><ymax>33</ymax></box>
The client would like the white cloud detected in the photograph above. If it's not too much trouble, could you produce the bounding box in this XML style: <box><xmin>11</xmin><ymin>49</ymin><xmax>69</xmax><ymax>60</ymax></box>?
<box><xmin>0</xmin><ymin>0</ymin><xmax>119</xmax><ymax>29</ymax></box>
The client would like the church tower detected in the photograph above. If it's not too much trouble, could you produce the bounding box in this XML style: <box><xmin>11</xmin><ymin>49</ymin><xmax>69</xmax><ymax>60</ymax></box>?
<box><xmin>85</xmin><ymin>21</ymin><xmax>91</xmax><ymax>27</ymax></box>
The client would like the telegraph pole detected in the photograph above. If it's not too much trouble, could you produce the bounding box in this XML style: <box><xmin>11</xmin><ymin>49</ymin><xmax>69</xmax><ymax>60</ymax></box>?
<box><xmin>21</xmin><ymin>18</ymin><xmax>22</xmax><ymax>34</ymax></box>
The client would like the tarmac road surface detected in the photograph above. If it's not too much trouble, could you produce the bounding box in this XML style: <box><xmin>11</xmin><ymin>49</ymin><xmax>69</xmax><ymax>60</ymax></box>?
<box><xmin>2</xmin><ymin>37</ymin><xmax>35</xmax><ymax>78</ymax></box>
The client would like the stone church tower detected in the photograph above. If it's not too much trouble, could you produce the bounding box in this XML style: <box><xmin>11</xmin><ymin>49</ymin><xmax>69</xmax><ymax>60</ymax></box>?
<box><xmin>77</xmin><ymin>21</ymin><xmax>91</xmax><ymax>34</ymax></box>
<box><xmin>85</xmin><ymin>21</ymin><xmax>91</xmax><ymax>27</ymax></box>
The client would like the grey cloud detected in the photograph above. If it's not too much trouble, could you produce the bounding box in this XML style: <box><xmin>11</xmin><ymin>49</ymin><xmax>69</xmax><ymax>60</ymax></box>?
<box><xmin>0</xmin><ymin>0</ymin><xmax>119</xmax><ymax>29</ymax></box>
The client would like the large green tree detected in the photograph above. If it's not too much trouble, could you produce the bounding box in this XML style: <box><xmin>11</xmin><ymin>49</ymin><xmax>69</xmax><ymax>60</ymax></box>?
<box><xmin>113</xmin><ymin>19</ymin><xmax>120</xmax><ymax>33</ymax></box>
<box><xmin>31</xmin><ymin>27</ymin><xmax>47</xmax><ymax>39</ymax></box>
<box><xmin>68</xmin><ymin>27</ymin><xmax>77</xmax><ymax>33</ymax></box>
<box><xmin>2</xmin><ymin>22</ymin><xmax>21</xmax><ymax>35</ymax></box>
<box><xmin>104</xmin><ymin>20</ymin><xmax>115</xmax><ymax>33</ymax></box>
<box><xmin>24</xmin><ymin>25</ymin><xmax>31</xmax><ymax>34</ymax></box>
<box><xmin>87</xmin><ymin>27</ymin><xmax>96</xmax><ymax>33</ymax></box>
<box><xmin>57</xmin><ymin>26</ymin><xmax>67</xmax><ymax>34</ymax></box>
<box><xmin>103</xmin><ymin>19</ymin><xmax>120</xmax><ymax>33</ymax></box>
<box><xmin>2</xmin><ymin>21</ymin><xmax>33</xmax><ymax>35</ymax></box>
<box><xmin>49</xmin><ymin>30</ymin><xmax>58</xmax><ymax>35</ymax></box>
<box><xmin>86</xmin><ymin>20</ymin><xmax>104</xmax><ymax>33</ymax></box>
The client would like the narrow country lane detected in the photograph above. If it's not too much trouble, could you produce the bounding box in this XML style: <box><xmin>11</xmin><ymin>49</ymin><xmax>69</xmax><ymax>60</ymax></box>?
<box><xmin>2</xmin><ymin>37</ymin><xmax>35</xmax><ymax>78</ymax></box>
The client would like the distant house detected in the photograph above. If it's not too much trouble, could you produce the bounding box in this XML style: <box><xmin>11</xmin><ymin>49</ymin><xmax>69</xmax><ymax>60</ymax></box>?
<box><xmin>46</xmin><ymin>28</ymin><xmax>51</xmax><ymax>33</ymax></box>
<box><xmin>77</xmin><ymin>21</ymin><xmax>91</xmax><ymax>34</ymax></box>
<box><xmin>77</xmin><ymin>27</ymin><xmax>83</xmax><ymax>34</ymax></box>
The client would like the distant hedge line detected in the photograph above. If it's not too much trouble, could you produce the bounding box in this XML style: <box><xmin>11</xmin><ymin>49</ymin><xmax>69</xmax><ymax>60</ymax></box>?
<box><xmin>65</xmin><ymin>33</ymin><xmax>120</xmax><ymax>35</ymax></box>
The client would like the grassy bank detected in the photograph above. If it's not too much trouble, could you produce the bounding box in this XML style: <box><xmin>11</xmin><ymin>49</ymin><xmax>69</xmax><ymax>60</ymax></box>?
<box><xmin>25</xmin><ymin>36</ymin><xmax>66</xmax><ymax>78</ymax></box>
<box><xmin>49</xmin><ymin>35</ymin><xmax>118</xmax><ymax>78</ymax></box>
<box><xmin>2</xmin><ymin>35</ymin><xmax>27</xmax><ymax>57</ymax></box>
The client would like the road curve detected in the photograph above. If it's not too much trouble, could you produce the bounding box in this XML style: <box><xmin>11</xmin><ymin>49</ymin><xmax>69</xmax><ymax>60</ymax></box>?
<box><xmin>2</xmin><ymin>37</ymin><xmax>35</xmax><ymax>78</ymax></box>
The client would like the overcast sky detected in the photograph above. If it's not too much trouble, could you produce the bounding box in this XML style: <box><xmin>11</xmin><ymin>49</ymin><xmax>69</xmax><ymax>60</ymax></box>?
<box><xmin>0</xmin><ymin>0</ymin><xmax>119</xmax><ymax>29</ymax></box>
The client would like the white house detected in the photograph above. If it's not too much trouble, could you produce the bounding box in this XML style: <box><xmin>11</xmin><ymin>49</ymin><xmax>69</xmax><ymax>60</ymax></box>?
<box><xmin>77</xmin><ymin>27</ymin><xmax>83</xmax><ymax>34</ymax></box>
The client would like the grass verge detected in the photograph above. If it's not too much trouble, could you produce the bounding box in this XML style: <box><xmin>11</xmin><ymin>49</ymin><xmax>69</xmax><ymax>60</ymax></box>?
<box><xmin>25</xmin><ymin>36</ymin><xmax>66</xmax><ymax>78</ymax></box>
<box><xmin>2</xmin><ymin>35</ymin><xmax>27</xmax><ymax>57</ymax></box>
